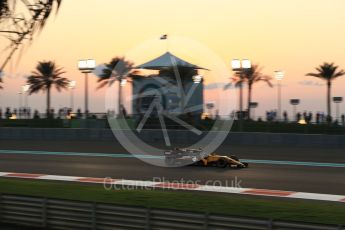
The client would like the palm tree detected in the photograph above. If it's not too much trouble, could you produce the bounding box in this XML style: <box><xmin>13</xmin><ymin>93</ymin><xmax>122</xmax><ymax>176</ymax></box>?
<box><xmin>232</xmin><ymin>64</ymin><xmax>273</xmax><ymax>120</ymax></box>
<box><xmin>0</xmin><ymin>72</ymin><xmax>3</xmax><ymax>89</ymax></box>
<box><xmin>98</xmin><ymin>57</ymin><xmax>137</xmax><ymax>116</ymax></box>
<box><xmin>0</xmin><ymin>0</ymin><xmax>62</xmax><ymax>71</ymax></box>
<box><xmin>98</xmin><ymin>57</ymin><xmax>135</xmax><ymax>87</ymax></box>
<box><xmin>231</xmin><ymin>71</ymin><xmax>246</xmax><ymax>120</ymax></box>
<box><xmin>306</xmin><ymin>62</ymin><xmax>345</xmax><ymax>121</ymax></box>
<box><xmin>27</xmin><ymin>61</ymin><xmax>69</xmax><ymax>117</ymax></box>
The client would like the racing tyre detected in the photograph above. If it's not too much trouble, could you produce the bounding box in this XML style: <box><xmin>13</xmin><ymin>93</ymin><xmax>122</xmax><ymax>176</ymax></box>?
<box><xmin>236</xmin><ymin>162</ymin><xmax>249</xmax><ymax>168</ymax></box>
<box><xmin>194</xmin><ymin>160</ymin><xmax>204</xmax><ymax>166</ymax></box>
<box><xmin>216</xmin><ymin>159</ymin><xmax>228</xmax><ymax>168</ymax></box>
<box><xmin>165</xmin><ymin>157</ymin><xmax>176</xmax><ymax>166</ymax></box>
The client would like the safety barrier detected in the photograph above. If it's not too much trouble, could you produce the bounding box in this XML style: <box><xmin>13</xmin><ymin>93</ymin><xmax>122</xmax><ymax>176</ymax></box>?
<box><xmin>0</xmin><ymin>127</ymin><xmax>345</xmax><ymax>147</ymax></box>
<box><xmin>0</xmin><ymin>194</ymin><xmax>343</xmax><ymax>230</ymax></box>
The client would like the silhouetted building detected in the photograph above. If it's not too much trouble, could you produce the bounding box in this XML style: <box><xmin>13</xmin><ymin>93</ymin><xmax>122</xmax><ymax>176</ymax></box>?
<box><xmin>132</xmin><ymin>52</ymin><xmax>205</xmax><ymax>118</ymax></box>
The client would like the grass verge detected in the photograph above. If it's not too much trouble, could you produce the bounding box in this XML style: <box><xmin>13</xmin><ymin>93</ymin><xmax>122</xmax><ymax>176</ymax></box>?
<box><xmin>0</xmin><ymin>178</ymin><xmax>344</xmax><ymax>224</ymax></box>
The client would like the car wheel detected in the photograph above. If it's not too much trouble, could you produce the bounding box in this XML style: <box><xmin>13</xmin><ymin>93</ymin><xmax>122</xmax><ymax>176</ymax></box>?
<box><xmin>236</xmin><ymin>162</ymin><xmax>249</xmax><ymax>168</ymax></box>
<box><xmin>165</xmin><ymin>157</ymin><xmax>175</xmax><ymax>166</ymax></box>
<box><xmin>195</xmin><ymin>160</ymin><xmax>205</xmax><ymax>166</ymax></box>
<box><xmin>216</xmin><ymin>159</ymin><xmax>228</xmax><ymax>168</ymax></box>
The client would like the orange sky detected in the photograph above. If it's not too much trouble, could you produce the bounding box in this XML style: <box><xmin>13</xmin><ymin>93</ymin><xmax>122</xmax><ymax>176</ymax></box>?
<box><xmin>1</xmin><ymin>0</ymin><xmax>345</xmax><ymax>118</ymax></box>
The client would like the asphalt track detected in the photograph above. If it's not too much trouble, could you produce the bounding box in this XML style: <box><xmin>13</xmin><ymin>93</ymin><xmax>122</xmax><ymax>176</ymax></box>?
<box><xmin>0</xmin><ymin>140</ymin><xmax>344</xmax><ymax>195</ymax></box>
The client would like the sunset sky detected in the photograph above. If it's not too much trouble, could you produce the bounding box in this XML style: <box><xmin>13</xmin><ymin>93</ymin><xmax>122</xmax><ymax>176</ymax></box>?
<box><xmin>1</xmin><ymin>0</ymin><xmax>345</xmax><ymax>119</ymax></box>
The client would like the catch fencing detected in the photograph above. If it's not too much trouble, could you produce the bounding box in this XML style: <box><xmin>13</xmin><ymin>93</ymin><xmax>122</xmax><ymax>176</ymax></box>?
<box><xmin>0</xmin><ymin>194</ymin><xmax>343</xmax><ymax>230</ymax></box>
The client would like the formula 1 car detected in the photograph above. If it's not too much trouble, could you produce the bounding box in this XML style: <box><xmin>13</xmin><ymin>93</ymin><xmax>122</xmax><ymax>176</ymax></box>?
<box><xmin>164</xmin><ymin>148</ymin><xmax>248</xmax><ymax>168</ymax></box>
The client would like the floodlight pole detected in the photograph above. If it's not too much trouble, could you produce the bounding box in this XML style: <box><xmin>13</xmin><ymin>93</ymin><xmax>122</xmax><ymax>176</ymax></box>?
<box><xmin>277</xmin><ymin>80</ymin><xmax>281</xmax><ymax>121</ymax></box>
<box><xmin>84</xmin><ymin>72</ymin><xmax>89</xmax><ymax>117</ymax></box>
<box><xmin>18</xmin><ymin>92</ymin><xmax>23</xmax><ymax>110</ymax></box>
<box><xmin>78</xmin><ymin>59</ymin><xmax>95</xmax><ymax>119</ymax></box>
<box><xmin>275</xmin><ymin>71</ymin><xmax>284</xmax><ymax>121</ymax></box>
<box><xmin>118</xmin><ymin>79</ymin><xmax>122</xmax><ymax>117</ymax></box>
<box><xmin>290</xmin><ymin>99</ymin><xmax>300</xmax><ymax>122</ymax></box>
<box><xmin>232</xmin><ymin>59</ymin><xmax>251</xmax><ymax>132</ymax></box>
<box><xmin>333</xmin><ymin>97</ymin><xmax>343</xmax><ymax>121</ymax></box>
<box><xmin>25</xmin><ymin>93</ymin><xmax>28</xmax><ymax>108</ymax></box>
<box><xmin>70</xmin><ymin>88</ymin><xmax>74</xmax><ymax>112</ymax></box>
<box><xmin>22</xmin><ymin>85</ymin><xmax>30</xmax><ymax>109</ymax></box>
<box><xmin>249</xmin><ymin>102</ymin><xmax>258</xmax><ymax>121</ymax></box>
<box><xmin>118</xmin><ymin>78</ymin><xmax>128</xmax><ymax>118</ymax></box>
<box><xmin>239</xmin><ymin>73</ymin><xmax>244</xmax><ymax>119</ymax></box>
<box><xmin>293</xmin><ymin>105</ymin><xmax>297</xmax><ymax>121</ymax></box>
<box><xmin>252</xmin><ymin>106</ymin><xmax>256</xmax><ymax>120</ymax></box>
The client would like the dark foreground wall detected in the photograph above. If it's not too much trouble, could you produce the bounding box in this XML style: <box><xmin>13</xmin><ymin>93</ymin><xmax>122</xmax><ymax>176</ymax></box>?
<box><xmin>1</xmin><ymin>194</ymin><xmax>341</xmax><ymax>229</ymax></box>
<box><xmin>0</xmin><ymin>128</ymin><xmax>344</xmax><ymax>148</ymax></box>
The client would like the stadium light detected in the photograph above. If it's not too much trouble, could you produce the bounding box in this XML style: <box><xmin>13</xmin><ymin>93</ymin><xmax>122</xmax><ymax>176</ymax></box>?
<box><xmin>231</xmin><ymin>58</ymin><xmax>251</xmax><ymax>130</ymax></box>
<box><xmin>274</xmin><ymin>70</ymin><xmax>284</xmax><ymax>121</ymax></box>
<box><xmin>78</xmin><ymin>59</ymin><xmax>96</xmax><ymax>117</ymax></box>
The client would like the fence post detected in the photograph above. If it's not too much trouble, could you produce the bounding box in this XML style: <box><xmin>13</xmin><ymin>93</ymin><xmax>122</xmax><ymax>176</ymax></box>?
<box><xmin>92</xmin><ymin>202</ymin><xmax>97</xmax><ymax>230</ymax></box>
<box><xmin>42</xmin><ymin>197</ymin><xmax>47</xmax><ymax>228</ymax></box>
<box><xmin>0</xmin><ymin>193</ymin><xmax>2</xmax><ymax>222</ymax></box>
<box><xmin>267</xmin><ymin>218</ymin><xmax>273</xmax><ymax>230</ymax></box>
<box><xmin>204</xmin><ymin>212</ymin><xmax>209</xmax><ymax>230</ymax></box>
<box><xmin>145</xmin><ymin>207</ymin><xmax>151</xmax><ymax>230</ymax></box>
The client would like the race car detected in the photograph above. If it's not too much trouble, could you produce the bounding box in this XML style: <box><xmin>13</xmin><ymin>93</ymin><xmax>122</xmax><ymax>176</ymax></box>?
<box><xmin>164</xmin><ymin>148</ymin><xmax>248</xmax><ymax>168</ymax></box>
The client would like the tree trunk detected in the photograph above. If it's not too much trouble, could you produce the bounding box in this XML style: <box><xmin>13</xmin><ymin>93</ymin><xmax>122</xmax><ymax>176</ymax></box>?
<box><xmin>118</xmin><ymin>79</ymin><xmax>122</xmax><ymax>117</ymax></box>
<box><xmin>327</xmin><ymin>80</ymin><xmax>332</xmax><ymax>122</ymax></box>
<box><xmin>239</xmin><ymin>82</ymin><xmax>243</xmax><ymax>116</ymax></box>
<box><xmin>247</xmin><ymin>84</ymin><xmax>252</xmax><ymax>120</ymax></box>
<box><xmin>47</xmin><ymin>87</ymin><xmax>51</xmax><ymax>118</ymax></box>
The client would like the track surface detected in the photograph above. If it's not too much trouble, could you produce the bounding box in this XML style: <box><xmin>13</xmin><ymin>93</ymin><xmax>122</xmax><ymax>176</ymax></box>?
<box><xmin>0</xmin><ymin>140</ymin><xmax>344</xmax><ymax>195</ymax></box>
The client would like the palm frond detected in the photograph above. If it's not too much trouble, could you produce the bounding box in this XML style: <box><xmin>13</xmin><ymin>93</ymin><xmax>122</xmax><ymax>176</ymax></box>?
<box><xmin>1</xmin><ymin>0</ymin><xmax>62</xmax><ymax>70</ymax></box>
<box><xmin>332</xmin><ymin>70</ymin><xmax>345</xmax><ymax>79</ymax></box>
<box><xmin>27</xmin><ymin>60</ymin><xmax>69</xmax><ymax>94</ymax></box>
<box><xmin>96</xmin><ymin>80</ymin><xmax>110</xmax><ymax>90</ymax></box>
<box><xmin>223</xmin><ymin>83</ymin><xmax>232</xmax><ymax>90</ymax></box>
<box><xmin>306</xmin><ymin>73</ymin><xmax>321</xmax><ymax>77</ymax></box>
<box><xmin>306</xmin><ymin>62</ymin><xmax>345</xmax><ymax>81</ymax></box>
<box><xmin>233</xmin><ymin>63</ymin><xmax>272</xmax><ymax>88</ymax></box>
<box><xmin>98</xmin><ymin>57</ymin><xmax>136</xmax><ymax>89</ymax></box>
<box><xmin>54</xmin><ymin>77</ymin><xmax>69</xmax><ymax>91</ymax></box>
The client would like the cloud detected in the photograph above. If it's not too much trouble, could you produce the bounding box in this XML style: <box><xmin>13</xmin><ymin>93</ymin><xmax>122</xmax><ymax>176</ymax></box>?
<box><xmin>0</xmin><ymin>71</ymin><xmax>28</xmax><ymax>79</ymax></box>
<box><xmin>298</xmin><ymin>80</ymin><xmax>324</xmax><ymax>87</ymax></box>
<box><xmin>271</xmin><ymin>83</ymin><xmax>287</xmax><ymax>88</ymax></box>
